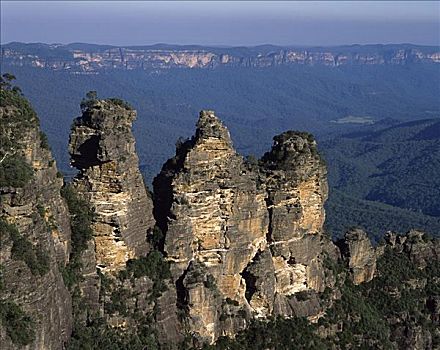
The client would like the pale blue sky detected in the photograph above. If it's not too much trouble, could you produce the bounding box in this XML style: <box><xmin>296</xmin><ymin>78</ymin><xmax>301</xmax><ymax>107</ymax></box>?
<box><xmin>1</xmin><ymin>1</ymin><xmax>439</xmax><ymax>46</ymax></box>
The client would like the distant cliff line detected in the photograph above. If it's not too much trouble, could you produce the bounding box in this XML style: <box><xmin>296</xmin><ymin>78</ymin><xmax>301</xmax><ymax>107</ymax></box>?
<box><xmin>2</xmin><ymin>42</ymin><xmax>439</xmax><ymax>72</ymax></box>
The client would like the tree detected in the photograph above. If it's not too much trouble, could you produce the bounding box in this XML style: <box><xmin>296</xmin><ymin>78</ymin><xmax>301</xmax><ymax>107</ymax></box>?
<box><xmin>80</xmin><ymin>91</ymin><xmax>98</xmax><ymax>112</ymax></box>
<box><xmin>0</xmin><ymin>73</ymin><xmax>17</xmax><ymax>90</ymax></box>
<box><xmin>86</xmin><ymin>90</ymin><xmax>97</xmax><ymax>100</ymax></box>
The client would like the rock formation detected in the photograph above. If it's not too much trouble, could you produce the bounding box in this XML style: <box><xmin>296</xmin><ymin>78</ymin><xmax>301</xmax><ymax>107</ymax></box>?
<box><xmin>2</xmin><ymin>88</ymin><xmax>438</xmax><ymax>349</ymax></box>
<box><xmin>69</xmin><ymin>98</ymin><xmax>155</xmax><ymax>273</ymax></box>
<box><xmin>338</xmin><ymin>228</ymin><xmax>376</xmax><ymax>284</ymax></box>
<box><xmin>154</xmin><ymin>110</ymin><xmax>336</xmax><ymax>343</ymax></box>
<box><xmin>154</xmin><ymin>111</ymin><xmax>269</xmax><ymax>342</ymax></box>
<box><xmin>0</xmin><ymin>88</ymin><xmax>72</xmax><ymax>349</ymax></box>
<box><xmin>259</xmin><ymin>130</ymin><xmax>331</xmax><ymax>315</ymax></box>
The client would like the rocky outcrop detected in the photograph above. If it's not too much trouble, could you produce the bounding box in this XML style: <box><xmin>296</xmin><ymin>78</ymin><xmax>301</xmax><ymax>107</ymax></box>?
<box><xmin>260</xmin><ymin>131</ymin><xmax>330</xmax><ymax>305</ymax></box>
<box><xmin>69</xmin><ymin>99</ymin><xmax>155</xmax><ymax>273</ymax></box>
<box><xmin>338</xmin><ymin>228</ymin><xmax>376</xmax><ymax>284</ymax></box>
<box><xmin>154</xmin><ymin>111</ymin><xmax>336</xmax><ymax>343</ymax></box>
<box><xmin>0</xmin><ymin>89</ymin><xmax>72</xmax><ymax>349</ymax></box>
<box><xmin>154</xmin><ymin>111</ymin><xmax>268</xmax><ymax>342</ymax></box>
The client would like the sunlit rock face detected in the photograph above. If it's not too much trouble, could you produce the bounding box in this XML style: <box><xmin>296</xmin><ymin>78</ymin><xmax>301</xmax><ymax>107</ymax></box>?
<box><xmin>154</xmin><ymin>111</ymin><xmax>269</xmax><ymax>342</ymax></box>
<box><xmin>69</xmin><ymin>99</ymin><xmax>155</xmax><ymax>273</ymax></box>
<box><xmin>258</xmin><ymin>130</ymin><xmax>331</xmax><ymax>318</ymax></box>
<box><xmin>154</xmin><ymin>111</ymin><xmax>334</xmax><ymax>343</ymax></box>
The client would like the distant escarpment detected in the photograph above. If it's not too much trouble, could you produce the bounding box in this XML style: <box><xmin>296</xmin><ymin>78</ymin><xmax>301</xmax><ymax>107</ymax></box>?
<box><xmin>1</xmin><ymin>86</ymin><xmax>438</xmax><ymax>349</ymax></box>
<box><xmin>0</xmin><ymin>81</ymin><xmax>72</xmax><ymax>349</ymax></box>
<box><xmin>2</xmin><ymin>42</ymin><xmax>439</xmax><ymax>72</ymax></box>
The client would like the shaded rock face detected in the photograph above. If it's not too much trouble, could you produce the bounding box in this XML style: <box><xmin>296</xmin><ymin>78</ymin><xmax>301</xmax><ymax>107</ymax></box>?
<box><xmin>154</xmin><ymin>111</ymin><xmax>334</xmax><ymax>343</ymax></box>
<box><xmin>339</xmin><ymin>228</ymin><xmax>376</xmax><ymax>284</ymax></box>
<box><xmin>0</xmin><ymin>101</ymin><xmax>72</xmax><ymax>349</ymax></box>
<box><xmin>69</xmin><ymin>99</ymin><xmax>155</xmax><ymax>273</ymax></box>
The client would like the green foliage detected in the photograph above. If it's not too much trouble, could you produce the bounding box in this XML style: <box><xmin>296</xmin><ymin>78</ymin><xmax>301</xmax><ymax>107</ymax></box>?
<box><xmin>60</xmin><ymin>184</ymin><xmax>94</xmax><ymax>289</ymax></box>
<box><xmin>36</xmin><ymin>204</ymin><xmax>46</xmax><ymax>218</ymax></box>
<box><xmin>324</xmin><ymin>280</ymin><xmax>393</xmax><ymax>348</ymax></box>
<box><xmin>201</xmin><ymin>317</ymin><xmax>330</xmax><ymax>350</ymax></box>
<box><xmin>107</xmin><ymin>98</ymin><xmax>132</xmax><ymax>110</ymax></box>
<box><xmin>80</xmin><ymin>90</ymin><xmax>98</xmax><ymax>112</ymax></box>
<box><xmin>61</xmin><ymin>184</ymin><xmax>94</xmax><ymax>260</ymax></box>
<box><xmin>225</xmin><ymin>298</ymin><xmax>239</xmax><ymax>306</ymax></box>
<box><xmin>67</xmin><ymin>316</ymin><xmax>159</xmax><ymax>350</ymax></box>
<box><xmin>39</xmin><ymin>131</ymin><xmax>50</xmax><ymax>150</ymax></box>
<box><xmin>323</xmin><ymin>118</ymin><xmax>440</xmax><ymax>240</ymax></box>
<box><xmin>0</xmin><ymin>86</ymin><xmax>37</xmax><ymax>123</ymax></box>
<box><xmin>149</xmin><ymin>225</ymin><xmax>164</xmax><ymax>250</ymax></box>
<box><xmin>0</xmin><ymin>81</ymin><xmax>37</xmax><ymax>188</ymax></box>
<box><xmin>0</xmin><ymin>156</ymin><xmax>34</xmax><ymax>188</ymax></box>
<box><xmin>321</xmin><ymin>243</ymin><xmax>438</xmax><ymax>348</ymax></box>
<box><xmin>0</xmin><ymin>300</ymin><xmax>35</xmax><ymax>346</ymax></box>
<box><xmin>0</xmin><ymin>218</ymin><xmax>50</xmax><ymax>276</ymax></box>
<box><xmin>325</xmin><ymin>189</ymin><xmax>440</xmax><ymax>243</ymax></box>
<box><xmin>121</xmin><ymin>251</ymin><xmax>171</xmax><ymax>300</ymax></box>
<box><xmin>105</xmin><ymin>288</ymin><xmax>130</xmax><ymax>316</ymax></box>
<box><xmin>86</xmin><ymin>90</ymin><xmax>97</xmax><ymax>100</ymax></box>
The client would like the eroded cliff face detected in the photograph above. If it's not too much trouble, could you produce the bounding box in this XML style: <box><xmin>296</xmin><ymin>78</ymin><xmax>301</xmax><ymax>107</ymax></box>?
<box><xmin>260</xmin><ymin>131</ymin><xmax>332</xmax><ymax>317</ymax></box>
<box><xmin>338</xmin><ymin>228</ymin><xmax>376</xmax><ymax>284</ymax></box>
<box><xmin>3</xmin><ymin>44</ymin><xmax>439</xmax><ymax>72</ymax></box>
<box><xmin>154</xmin><ymin>111</ymin><xmax>337</xmax><ymax>343</ymax></box>
<box><xmin>154</xmin><ymin>111</ymin><xmax>268</xmax><ymax>342</ymax></box>
<box><xmin>69</xmin><ymin>99</ymin><xmax>155</xmax><ymax>273</ymax></box>
<box><xmin>0</xmin><ymin>90</ymin><xmax>72</xmax><ymax>349</ymax></box>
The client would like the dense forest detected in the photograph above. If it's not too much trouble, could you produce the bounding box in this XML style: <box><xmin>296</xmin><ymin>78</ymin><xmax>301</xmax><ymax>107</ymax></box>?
<box><xmin>322</xmin><ymin>118</ymin><xmax>440</xmax><ymax>239</ymax></box>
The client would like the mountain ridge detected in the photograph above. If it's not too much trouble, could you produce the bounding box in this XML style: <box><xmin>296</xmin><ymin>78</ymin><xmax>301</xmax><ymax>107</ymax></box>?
<box><xmin>2</xmin><ymin>42</ymin><xmax>439</xmax><ymax>72</ymax></box>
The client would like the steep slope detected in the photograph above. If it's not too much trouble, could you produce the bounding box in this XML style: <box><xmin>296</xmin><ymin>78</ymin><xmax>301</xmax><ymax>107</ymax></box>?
<box><xmin>0</xmin><ymin>82</ymin><xmax>72</xmax><ymax>348</ymax></box>
<box><xmin>207</xmin><ymin>230</ymin><xmax>439</xmax><ymax>350</ymax></box>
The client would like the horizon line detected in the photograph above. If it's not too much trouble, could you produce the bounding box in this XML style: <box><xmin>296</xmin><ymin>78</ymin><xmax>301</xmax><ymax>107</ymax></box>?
<box><xmin>2</xmin><ymin>41</ymin><xmax>440</xmax><ymax>49</ymax></box>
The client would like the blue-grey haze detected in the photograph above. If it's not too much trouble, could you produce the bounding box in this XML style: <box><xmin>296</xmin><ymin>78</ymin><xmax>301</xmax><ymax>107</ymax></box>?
<box><xmin>1</xmin><ymin>1</ymin><xmax>439</xmax><ymax>46</ymax></box>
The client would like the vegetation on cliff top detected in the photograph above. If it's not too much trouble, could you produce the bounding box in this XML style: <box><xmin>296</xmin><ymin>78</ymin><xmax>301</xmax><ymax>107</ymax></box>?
<box><xmin>0</xmin><ymin>74</ymin><xmax>36</xmax><ymax>188</ymax></box>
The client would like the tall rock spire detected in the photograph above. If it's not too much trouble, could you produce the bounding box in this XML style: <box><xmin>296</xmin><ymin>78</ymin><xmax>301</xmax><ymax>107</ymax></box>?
<box><xmin>69</xmin><ymin>98</ymin><xmax>155</xmax><ymax>273</ymax></box>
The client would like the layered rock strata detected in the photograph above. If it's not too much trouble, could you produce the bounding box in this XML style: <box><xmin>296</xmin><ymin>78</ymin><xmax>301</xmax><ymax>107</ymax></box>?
<box><xmin>0</xmin><ymin>93</ymin><xmax>72</xmax><ymax>349</ymax></box>
<box><xmin>259</xmin><ymin>131</ymin><xmax>331</xmax><ymax>316</ymax></box>
<box><xmin>3</xmin><ymin>43</ymin><xmax>439</xmax><ymax>72</ymax></box>
<box><xmin>69</xmin><ymin>99</ymin><xmax>155</xmax><ymax>273</ymax></box>
<box><xmin>154</xmin><ymin>111</ymin><xmax>336</xmax><ymax>343</ymax></box>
